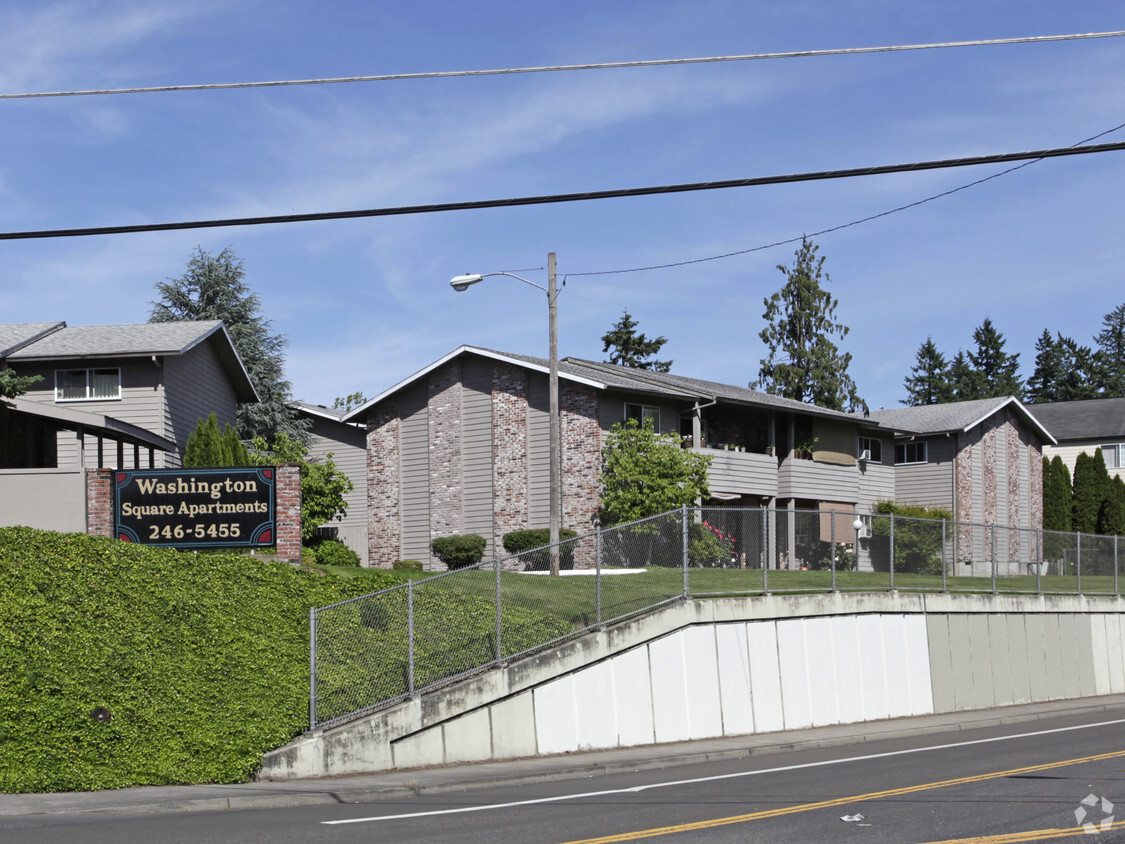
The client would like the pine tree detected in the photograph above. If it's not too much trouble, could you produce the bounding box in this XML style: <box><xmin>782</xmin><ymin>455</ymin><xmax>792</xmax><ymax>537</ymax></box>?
<box><xmin>756</xmin><ymin>238</ymin><xmax>861</xmax><ymax>411</ymax></box>
<box><xmin>1025</xmin><ymin>330</ymin><xmax>1063</xmax><ymax>404</ymax></box>
<box><xmin>1027</xmin><ymin>330</ymin><xmax>1102</xmax><ymax>403</ymax></box>
<box><xmin>1097</xmin><ymin>475</ymin><xmax>1125</xmax><ymax>537</ymax></box>
<box><xmin>901</xmin><ymin>337</ymin><xmax>952</xmax><ymax>406</ymax></box>
<box><xmin>967</xmin><ymin>318</ymin><xmax>1023</xmax><ymax>399</ymax></box>
<box><xmin>1095</xmin><ymin>302</ymin><xmax>1125</xmax><ymax>397</ymax></box>
<box><xmin>150</xmin><ymin>247</ymin><xmax>308</xmax><ymax>443</ymax></box>
<box><xmin>601</xmin><ymin>310</ymin><xmax>672</xmax><ymax>372</ymax></box>
<box><xmin>184</xmin><ymin>413</ymin><xmax>226</xmax><ymax>467</ymax></box>
<box><xmin>948</xmin><ymin>350</ymin><xmax>980</xmax><ymax>401</ymax></box>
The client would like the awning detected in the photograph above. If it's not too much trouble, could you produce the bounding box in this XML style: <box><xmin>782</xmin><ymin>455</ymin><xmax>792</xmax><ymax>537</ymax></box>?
<box><xmin>708</xmin><ymin>492</ymin><xmax>743</xmax><ymax>501</ymax></box>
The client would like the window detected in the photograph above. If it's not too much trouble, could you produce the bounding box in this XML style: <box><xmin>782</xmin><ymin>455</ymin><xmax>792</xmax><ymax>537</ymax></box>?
<box><xmin>55</xmin><ymin>368</ymin><xmax>120</xmax><ymax>401</ymax></box>
<box><xmin>1101</xmin><ymin>444</ymin><xmax>1124</xmax><ymax>469</ymax></box>
<box><xmin>624</xmin><ymin>403</ymin><xmax>660</xmax><ymax>429</ymax></box>
<box><xmin>858</xmin><ymin>437</ymin><xmax>882</xmax><ymax>462</ymax></box>
<box><xmin>894</xmin><ymin>441</ymin><xmax>927</xmax><ymax>465</ymax></box>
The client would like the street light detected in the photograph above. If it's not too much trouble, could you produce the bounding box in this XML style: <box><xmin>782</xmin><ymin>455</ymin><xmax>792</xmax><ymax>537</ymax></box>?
<box><xmin>450</xmin><ymin>253</ymin><xmax>562</xmax><ymax>576</ymax></box>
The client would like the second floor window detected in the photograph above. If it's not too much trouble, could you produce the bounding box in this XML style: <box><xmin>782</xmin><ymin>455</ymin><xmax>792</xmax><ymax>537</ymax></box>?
<box><xmin>56</xmin><ymin>368</ymin><xmax>120</xmax><ymax>401</ymax></box>
<box><xmin>859</xmin><ymin>437</ymin><xmax>882</xmax><ymax>462</ymax></box>
<box><xmin>894</xmin><ymin>441</ymin><xmax>928</xmax><ymax>465</ymax></box>
<box><xmin>625</xmin><ymin>403</ymin><xmax>660</xmax><ymax>429</ymax></box>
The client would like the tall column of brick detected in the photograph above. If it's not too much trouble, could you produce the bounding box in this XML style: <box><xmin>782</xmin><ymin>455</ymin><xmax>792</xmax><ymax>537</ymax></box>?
<box><xmin>561</xmin><ymin>383</ymin><xmax>601</xmax><ymax>567</ymax></box>
<box><xmin>85</xmin><ymin>468</ymin><xmax>114</xmax><ymax>537</ymax></box>
<box><xmin>275</xmin><ymin>463</ymin><xmax>302</xmax><ymax>562</ymax></box>
<box><xmin>956</xmin><ymin>430</ymin><xmax>974</xmax><ymax>564</ymax></box>
<box><xmin>368</xmin><ymin>403</ymin><xmax>401</xmax><ymax>568</ymax></box>
<box><xmin>429</xmin><ymin>362</ymin><xmax>463</xmax><ymax>547</ymax></box>
<box><xmin>492</xmin><ymin>363</ymin><xmax>529</xmax><ymax>549</ymax></box>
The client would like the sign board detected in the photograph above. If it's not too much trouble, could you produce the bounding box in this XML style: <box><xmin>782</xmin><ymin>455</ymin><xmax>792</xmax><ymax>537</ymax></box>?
<box><xmin>114</xmin><ymin>467</ymin><xmax>277</xmax><ymax>549</ymax></box>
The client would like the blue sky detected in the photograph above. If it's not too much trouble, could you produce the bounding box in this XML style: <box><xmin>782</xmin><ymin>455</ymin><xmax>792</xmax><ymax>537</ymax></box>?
<box><xmin>3</xmin><ymin>1</ymin><xmax>1124</xmax><ymax>411</ymax></box>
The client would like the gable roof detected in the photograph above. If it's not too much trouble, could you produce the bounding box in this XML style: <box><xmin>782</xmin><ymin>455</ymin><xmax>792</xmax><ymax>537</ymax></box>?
<box><xmin>343</xmin><ymin>345</ymin><xmax>881</xmax><ymax>426</ymax></box>
<box><xmin>2</xmin><ymin>321</ymin><xmax>258</xmax><ymax>403</ymax></box>
<box><xmin>1027</xmin><ymin>397</ymin><xmax>1125</xmax><ymax>441</ymax></box>
<box><xmin>861</xmin><ymin>397</ymin><xmax>1056</xmax><ymax>444</ymax></box>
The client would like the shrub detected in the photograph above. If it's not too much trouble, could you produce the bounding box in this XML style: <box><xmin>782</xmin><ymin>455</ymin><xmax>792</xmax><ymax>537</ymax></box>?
<box><xmin>688</xmin><ymin>521</ymin><xmax>734</xmax><ymax>567</ymax></box>
<box><xmin>429</xmin><ymin>534</ymin><xmax>487</xmax><ymax>570</ymax></box>
<box><xmin>308</xmin><ymin>538</ymin><xmax>360</xmax><ymax>567</ymax></box>
<box><xmin>869</xmin><ymin>501</ymin><xmax>952</xmax><ymax>575</ymax></box>
<box><xmin>393</xmin><ymin>560</ymin><xmax>423</xmax><ymax>571</ymax></box>
<box><xmin>502</xmin><ymin>528</ymin><xmax>578</xmax><ymax>571</ymax></box>
<box><xmin>801</xmin><ymin>540</ymin><xmax>857</xmax><ymax>571</ymax></box>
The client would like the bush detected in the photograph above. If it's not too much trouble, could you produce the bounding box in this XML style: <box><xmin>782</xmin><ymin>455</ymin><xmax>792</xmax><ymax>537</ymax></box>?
<box><xmin>801</xmin><ymin>540</ymin><xmax>857</xmax><ymax>571</ymax></box>
<box><xmin>308</xmin><ymin>538</ymin><xmax>360</xmax><ymax>567</ymax></box>
<box><xmin>393</xmin><ymin>560</ymin><xmax>423</xmax><ymax>571</ymax></box>
<box><xmin>688</xmin><ymin>521</ymin><xmax>734</xmax><ymax>567</ymax></box>
<box><xmin>429</xmin><ymin>534</ymin><xmax>487</xmax><ymax>570</ymax></box>
<box><xmin>502</xmin><ymin>528</ymin><xmax>578</xmax><ymax>571</ymax></box>
<box><xmin>869</xmin><ymin>501</ymin><xmax>952</xmax><ymax>575</ymax></box>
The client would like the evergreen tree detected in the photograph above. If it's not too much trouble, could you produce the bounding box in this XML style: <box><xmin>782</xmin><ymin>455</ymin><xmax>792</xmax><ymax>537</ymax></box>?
<box><xmin>1027</xmin><ymin>330</ymin><xmax>1101</xmax><ymax>403</ymax></box>
<box><xmin>1097</xmin><ymin>475</ymin><xmax>1125</xmax><ymax>537</ymax></box>
<box><xmin>149</xmin><ymin>247</ymin><xmax>308</xmax><ymax>443</ymax></box>
<box><xmin>601</xmin><ymin>310</ymin><xmax>672</xmax><ymax>372</ymax></box>
<box><xmin>184</xmin><ymin>414</ymin><xmax>225</xmax><ymax>467</ymax></box>
<box><xmin>1072</xmin><ymin>450</ymin><xmax>1111</xmax><ymax>534</ymax></box>
<box><xmin>967</xmin><ymin>318</ymin><xmax>1023</xmax><ymax>399</ymax></box>
<box><xmin>947</xmin><ymin>350</ymin><xmax>980</xmax><ymax>401</ymax></box>
<box><xmin>1042</xmin><ymin>455</ymin><xmax>1073</xmax><ymax>532</ymax></box>
<box><xmin>0</xmin><ymin>370</ymin><xmax>41</xmax><ymax>409</ymax></box>
<box><xmin>222</xmin><ymin>423</ymin><xmax>250</xmax><ymax>465</ymax></box>
<box><xmin>756</xmin><ymin>237</ymin><xmax>861</xmax><ymax>411</ymax></box>
<box><xmin>1095</xmin><ymin>302</ymin><xmax>1125</xmax><ymax>397</ymax></box>
<box><xmin>901</xmin><ymin>337</ymin><xmax>952</xmax><ymax>406</ymax></box>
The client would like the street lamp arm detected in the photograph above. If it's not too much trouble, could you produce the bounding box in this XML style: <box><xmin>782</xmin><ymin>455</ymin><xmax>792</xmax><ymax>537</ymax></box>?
<box><xmin>449</xmin><ymin>271</ymin><xmax>547</xmax><ymax>294</ymax></box>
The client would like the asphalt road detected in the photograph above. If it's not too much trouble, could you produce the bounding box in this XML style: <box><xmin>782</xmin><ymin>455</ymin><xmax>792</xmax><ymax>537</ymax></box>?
<box><xmin>7</xmin><ymin>707</ymin><xmax>1125</xmax><ymax>843</ymax></box>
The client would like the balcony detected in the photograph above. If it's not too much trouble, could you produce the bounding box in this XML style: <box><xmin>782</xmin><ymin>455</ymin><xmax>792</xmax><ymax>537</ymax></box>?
<box><xmin>691</xmin><ymin>446</ymin><xmax>778</xmax><ymax>498</ymax></box>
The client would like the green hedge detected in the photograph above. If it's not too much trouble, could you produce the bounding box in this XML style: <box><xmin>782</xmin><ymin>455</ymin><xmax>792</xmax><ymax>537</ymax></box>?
<box><xmin>502</xmin><ymin>528</ymin><xmax>578</xmax><ymax>571</ymax></box>
<box><xmin>0</xmin><ymin>527</ymin><xmax>396</xmax><ymax>793</ymax></box>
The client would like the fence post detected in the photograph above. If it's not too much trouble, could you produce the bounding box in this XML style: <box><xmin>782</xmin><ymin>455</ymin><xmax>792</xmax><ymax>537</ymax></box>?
<box><xmin>682</xmin><ymin>505</ymin><xmax>689</xmax><ymax>599</ymax></box>
<box><xmin>1116</xmin><ymin>535</ymin><xmax>1119</xmax><ymax>597</ymax></box>
<box><xmin>991</xmin><ymin>524</ymin><xmax>997</xmax><ymax>595</ymax></box>
<box><xmin>407</xmin><ymin>580</ymin><xmax>416</xmax><ymax>696</ymax></box>
<box><xmin>495</xmin><ymin>556</ymin><xmax>503</xmax><ymax>662</ymax></box>
<box><xmin>596</xmin><ymin>526</ymin><xmax>603</xmax><ymax>624</ymax></box>
<box><xmin>888</xmin><ymin>513</ymin><xmax>895</xmax><ymax>592</ymax></box>
<box><xmin>309</xmin><ymin>607</ymin><xmax>317</xmax><ymax>731</ymax></box>
<box><xmin>762</xmin><ymin>507</ymin><xmax>770</xmax><ymax>595</ymax></box>
<box><xmin>941</xmin><ymin>519</ymin><xmax>947</xmax><ymax>593</ymax></box>
<box><xmin>1077</xmin><ymin>533</ymin><xmax>1083</xmax><ymax>596</ymax></box>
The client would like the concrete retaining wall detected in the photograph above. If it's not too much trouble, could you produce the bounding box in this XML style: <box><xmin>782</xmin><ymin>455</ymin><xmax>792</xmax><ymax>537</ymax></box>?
<box><xmin>259</xmin><ymin>592</ymin><xmax>1125</xmax><ymax>781</ymax></box>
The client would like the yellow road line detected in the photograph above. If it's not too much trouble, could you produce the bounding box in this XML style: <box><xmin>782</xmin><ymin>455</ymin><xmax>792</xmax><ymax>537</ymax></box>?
<box><xmin>922</xmin><ymin>818</ymin><xmax>1125</xmax><ymax>842</ymax></box>
<box><xmin>557</xmin><ymin>749</ymin><xmax>1125</xmax><ymax>844</ymax></box>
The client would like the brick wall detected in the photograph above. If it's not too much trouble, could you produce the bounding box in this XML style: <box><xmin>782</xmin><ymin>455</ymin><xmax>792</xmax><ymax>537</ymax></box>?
<box><xmin>368</xmin><ymin>402</ymin><xmax>401</xmax><ymax>568</ymax></box>
<box><xmin>86</xmin><ymin>468</ymin><xmax>113</xmax><ymax>536</ymax></box>
<box><xmin>275</xmin><ymin>464</ymin><xmax>302</xmax><ymax>562</ymax></box>
<box><xmin>492</xmin><ymin>363</ymin><xmax>529</xmax><ymax>544</ymax></box>
<box><xmin>562</xmin><ymin>383</ymin><xmax>601</xmax><ymax>566</ymax></box>
<box><xmin>429</xmin><ymin>361</ymin><xmax>463</xmax><ymax>543</ymax></box>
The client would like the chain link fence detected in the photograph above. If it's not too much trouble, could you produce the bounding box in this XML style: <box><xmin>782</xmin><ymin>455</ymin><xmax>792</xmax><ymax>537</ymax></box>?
<box><xmin>309</xmin><ymin>506</ymin><xmax>1123</xmax><ymax>729</ymax></box>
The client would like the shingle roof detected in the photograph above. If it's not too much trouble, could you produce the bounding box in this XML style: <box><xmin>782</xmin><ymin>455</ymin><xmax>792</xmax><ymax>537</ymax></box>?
<box><xmin>345</xmin><ymin>345</ymin><xmax>880</xmax><ymax>425</ymax></box>
<box><xmin>5</xmin><ymin>321</ymin><xmax>225</xmax><ymax>359</ymax></box>
<box><xmin>1027</xmin><ymin>397</ymin><xmax>1125</xmax><ymax>440</ymax></box>
<box><xmin>861</xmin><ymin>397</ymin><xmax>1055</xmax><ymax>443</ymax></box>
<box><xmin>0</xmin><ymin>322</ymin><xmax>65</xmax><ymax>357</ymax></box>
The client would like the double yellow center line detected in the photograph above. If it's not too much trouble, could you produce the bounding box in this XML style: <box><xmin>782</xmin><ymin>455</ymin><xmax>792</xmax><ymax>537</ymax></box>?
<box><xmin>559</xmin><ymin>749</ymin><xmax>1125</xmax><ymax>843</ymax></box>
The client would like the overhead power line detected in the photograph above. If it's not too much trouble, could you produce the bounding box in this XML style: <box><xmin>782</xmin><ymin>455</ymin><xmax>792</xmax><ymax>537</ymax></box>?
<box><xmin>2</xmin><ymin>31</ymin><xmax>1123</xmax><ymax>100</ymax></box>
<box><xmin>1</xmin><ymin>141</ymin><xmax>1123</xmax><ymax>241</ymax></box>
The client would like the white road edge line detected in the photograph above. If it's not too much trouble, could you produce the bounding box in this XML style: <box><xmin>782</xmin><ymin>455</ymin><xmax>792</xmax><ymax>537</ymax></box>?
<box><xmin>321</xmin><ymin>716</ymin><xmax>1125</xmax><ymax>825</ymax></box>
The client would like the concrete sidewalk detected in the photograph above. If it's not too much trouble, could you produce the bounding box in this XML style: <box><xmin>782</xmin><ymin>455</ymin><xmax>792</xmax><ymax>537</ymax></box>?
<box><xmin>4</xmin><ymin>695</ymin><xmax>1125</xmax><ymax>819</ymax></box>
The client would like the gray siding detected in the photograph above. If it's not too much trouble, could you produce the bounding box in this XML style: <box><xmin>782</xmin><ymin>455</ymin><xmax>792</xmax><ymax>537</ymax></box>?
<box><xmin>598</xmin><ymin>390</ymin><xmax>681</xmax><ymax>438</ymax></box>
<box><xmin>162</xmin><ymin>340</ymin><xmax>240</xmax><ymax>467</ymax></box>
<box><xmin>462</xmin><ymin>358</ymin><xmax>494</xmax><ymax>553</ymax></box>
<box><xmin>894</xmin><ymin>436</ymin><xmax>955</xmax><ymax>511</ymax></box>
<box><xmin>306</xmin><ymin>415</ymin><xmax>368</xmax><ymax>565</ymax></box>
<box><xmin>700</xmin><ymin>450</ymin><xmax>778</xmax><ymax>498</ymax></box>
<box><xmin>778</xmin><ymin>459</ymin><xmax>859</xmax><ymax>502</ymax></box>
<box><xmin>399</xmin><ymin>385</ymin><xmax>430</xmax><ymax>563</ymax></box>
